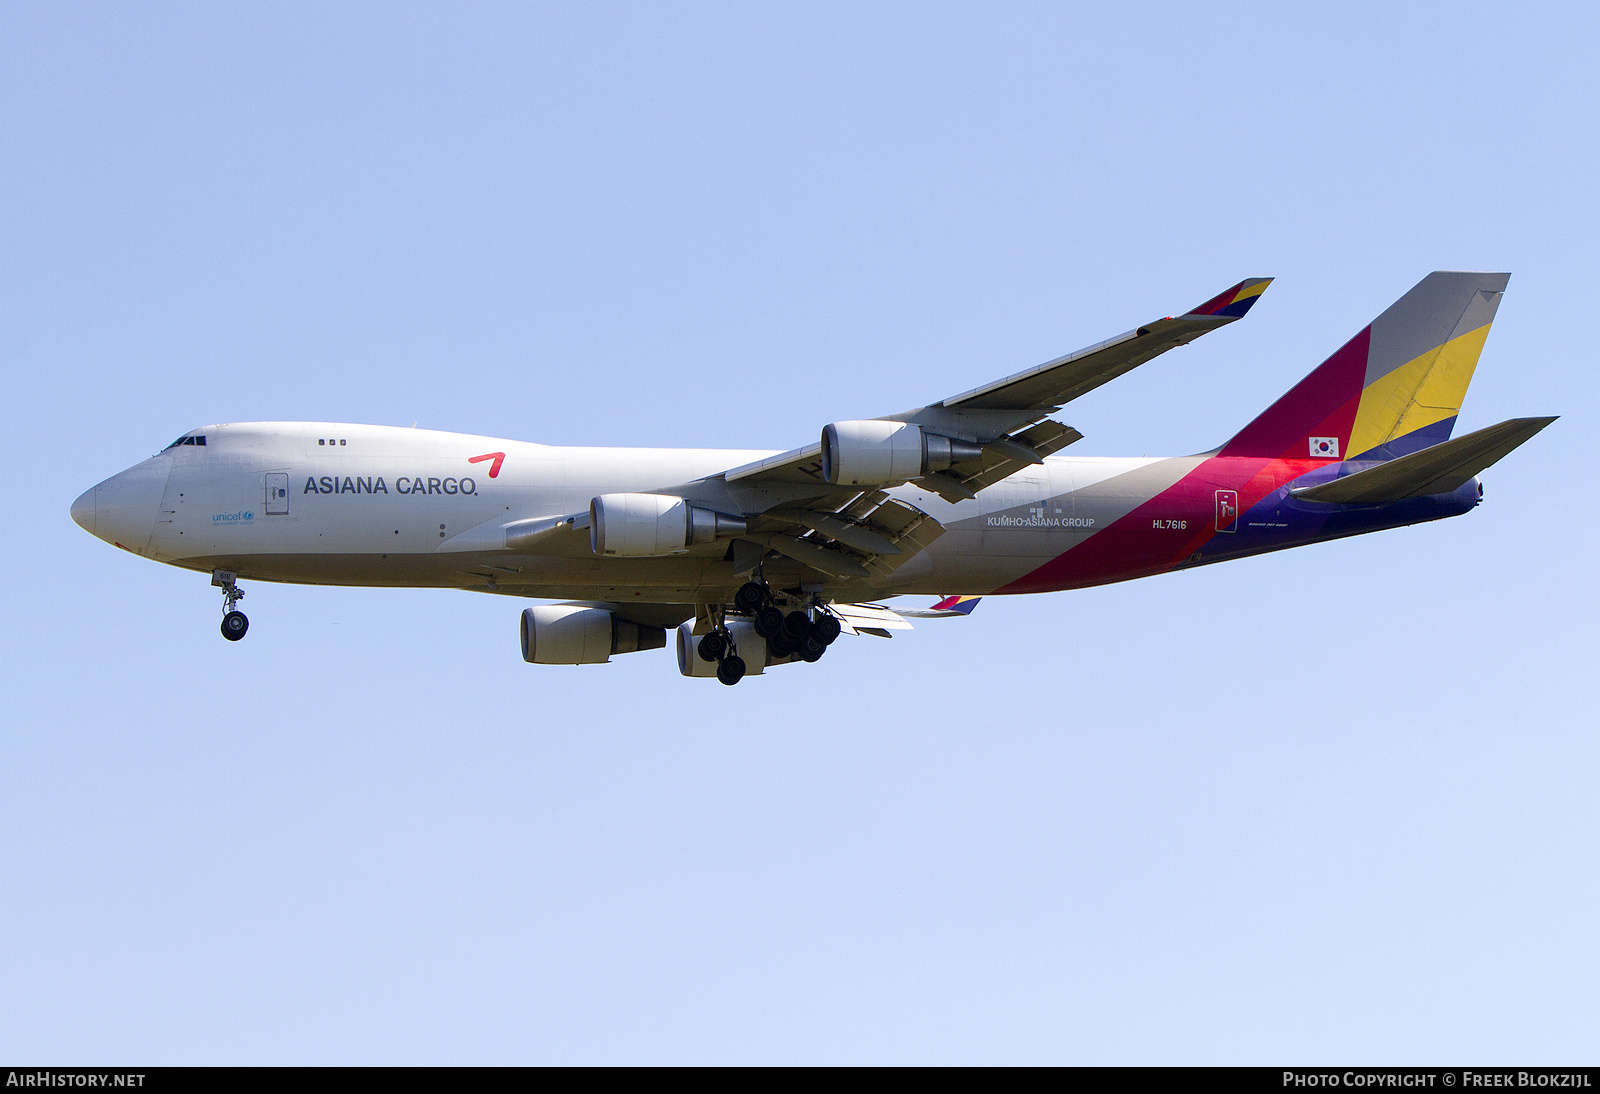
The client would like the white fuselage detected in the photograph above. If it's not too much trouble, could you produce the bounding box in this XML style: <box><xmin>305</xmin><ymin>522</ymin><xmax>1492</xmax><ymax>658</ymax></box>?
<box><xmin>73</xmin><ymin>422</ymin><xmax>1172</xmax><ymax>602</ymax></box>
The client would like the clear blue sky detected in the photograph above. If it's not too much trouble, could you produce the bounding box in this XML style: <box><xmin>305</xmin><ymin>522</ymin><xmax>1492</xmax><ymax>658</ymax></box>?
<box><xmin>3</xmin><ymin>1</ymin><xmax>1596</xmax><ymax>1064</ymax></box>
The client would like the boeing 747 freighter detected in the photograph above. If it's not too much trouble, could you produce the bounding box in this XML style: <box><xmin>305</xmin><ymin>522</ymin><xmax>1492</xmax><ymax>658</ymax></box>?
<box><xmin>71</xmin><ymin>271</ymin><xmax>1554</xmax><ymax>683</ymax></box>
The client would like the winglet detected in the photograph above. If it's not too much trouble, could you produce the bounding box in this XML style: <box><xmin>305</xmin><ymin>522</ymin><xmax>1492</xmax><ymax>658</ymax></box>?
<box><xmin>897</xmin><ymin>595</ymin><xmax>982</xmax><ymax>620</ymax></box>
<box><xmin>1186</xmin><ymin>277</ymin><xmax>1274</xmax><ymax>319</ymax></box>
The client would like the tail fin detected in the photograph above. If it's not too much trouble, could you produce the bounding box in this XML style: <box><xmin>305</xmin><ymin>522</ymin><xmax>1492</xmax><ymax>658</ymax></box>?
<box><xmin>1219</xmin><ymin>272</ymin><xmax>1510</xmax><ymax>461</ymax></box>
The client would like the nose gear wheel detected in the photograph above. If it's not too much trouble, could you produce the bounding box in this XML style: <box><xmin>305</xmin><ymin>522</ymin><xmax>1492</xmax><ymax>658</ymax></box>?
<box><xmin>211</xmin><ymin>570</ymin><xmax>249</xmax><ymax>642</ymax></box>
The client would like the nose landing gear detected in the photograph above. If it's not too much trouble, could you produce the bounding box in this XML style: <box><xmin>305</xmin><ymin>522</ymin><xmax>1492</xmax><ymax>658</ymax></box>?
<box><xmin>212</xmin><ymin>570</ymin><xmax>248</xmax><ymax>641</ymax></box>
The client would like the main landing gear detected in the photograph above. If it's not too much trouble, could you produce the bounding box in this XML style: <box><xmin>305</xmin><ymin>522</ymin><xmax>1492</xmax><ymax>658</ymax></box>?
<box><xmin>213</xmin><ymin>569</ymin><xmax>248</xmax><ymax>641</ymax></box>
<box><xmin>703</xmin><ymin>578</ymin><xmax>841</xmax><ymax>685</ymax></box>
<box><xmin>696</xmin><ymin>622</ymin><xmax>747</xmax><ymax>686</ymax></box>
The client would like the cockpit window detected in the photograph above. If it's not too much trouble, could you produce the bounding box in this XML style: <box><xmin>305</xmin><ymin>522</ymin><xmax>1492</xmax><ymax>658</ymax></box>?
<box><xmin>164</xmin><ymin>435</ymin><xmax>207</xmax><ymax>449</ymax></box>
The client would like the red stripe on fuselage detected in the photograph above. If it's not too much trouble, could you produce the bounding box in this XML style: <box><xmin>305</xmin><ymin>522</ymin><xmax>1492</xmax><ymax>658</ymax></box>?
<box><xmin>993</xmin><ymin>456</ymin><xmax>1329</xmax><ymax>594</ymax></box>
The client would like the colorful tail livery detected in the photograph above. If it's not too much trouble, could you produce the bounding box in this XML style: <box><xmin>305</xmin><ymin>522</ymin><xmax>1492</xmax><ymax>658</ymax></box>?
<box><xmin>1189</xmin><ymin>277</ymin><xmax>1274</xmax><ymax>320</ymax></box>
<box><xmin>994</xmin><ymin>270</ymin><xmax>1553</xmax><ymax>597</ymax></box>
<box><xmin>1220</xmin><ymin>271</ymin><xmax>1508</xmax><ymax>461</ymax></box>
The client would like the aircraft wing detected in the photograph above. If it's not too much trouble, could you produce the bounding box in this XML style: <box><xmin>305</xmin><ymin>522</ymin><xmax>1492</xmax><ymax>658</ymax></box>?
<box><xmin>455</xmin><ymin>280</ymin><xmax>1272</xmax><ymax>582</ymax></box>
<box><xmin>831</xmin><ymin>596</ymin><xmax>981</xmax><ymax>635</ymax></box>
<box><xmin>679</xmin><ymin>278</ymin><xmax>1272</xmax><ymax>577</ymax></box>
<box><xmin>914</xmin><ymin>277</ymin><xmax>1273</xmax><ymax>417</ymax></box>
<box><xmin>900</xmin><ymin>594</ymin><xmax>983</xmax><ymax>618</ymax></box>
<box><xmin>721</xmin><ymin>277</ymin><xmax>1271</xmax><ymax>502</ymax></box>
<box><xmin>735</xmin><ymin>492</ymin><xmax>950</xmax><ymax>580</ymax></box>
<box><xmin>830</xmin><ymin>602</ymin><xmax>916</xmax><ymax>637</ymax></box>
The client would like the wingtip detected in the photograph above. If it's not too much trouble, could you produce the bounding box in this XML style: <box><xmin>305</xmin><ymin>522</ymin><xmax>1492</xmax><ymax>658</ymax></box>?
<box><xmin>1187</xmin><ymin>277</ymin><xmax>1274</xmax><ymax>319</ymax></box>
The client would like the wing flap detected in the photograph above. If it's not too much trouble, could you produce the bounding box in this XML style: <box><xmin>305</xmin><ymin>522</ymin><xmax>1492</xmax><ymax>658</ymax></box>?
<box><xmin>759</xmin><ymin>496</ymin><xmax>946</xmax><ymax>579</ymax></box>
<box><xmin>793</xmin><ymin>511</ymin><xmax>902</xmax><ymax>555</ymax></box>
<box><xmin>766</xmin><ymin>534</ymin><xmax>872</xmax><ymax>578</ymax></box>
<box><xmin>830</xmin><ymin>602</ymin><xmax>914</xmax><ymax>636</ymax></box>
<box><xmin>955</xmin><ymin>421</ymin><xmax>1083</xmax><ymax>494</ymax></box>
<box><xmin>862</xmin><ymin>500</ymin><xmax>945</xmax><ymax>579</ymax></box>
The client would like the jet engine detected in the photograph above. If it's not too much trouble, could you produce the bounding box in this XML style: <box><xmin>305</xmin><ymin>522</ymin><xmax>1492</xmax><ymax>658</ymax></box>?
<box><xmin>675</xmin><ymin>619</ymin><xmax>768</xmax><ymax>678</ymax></box>
<box><xmin>589</xmin><ymin>493</ymin><xmax>746</xmax><ymax>557</ymax></box>
<box><xmin>820</xmin><ymin>421</ymin><xmax>983</xmax><ymax>486</ymax></box>
<box><xmin>520</xmin><ymin>605</ymin><xmax>666</xmax><ymax>665</ymax></box>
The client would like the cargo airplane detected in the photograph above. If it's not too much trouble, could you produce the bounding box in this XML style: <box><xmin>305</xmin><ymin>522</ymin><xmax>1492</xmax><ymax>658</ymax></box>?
<box><xmin>71</xmin><ymin>271</ymin><xmax>1553</xmax><ymax>684</ymax></box>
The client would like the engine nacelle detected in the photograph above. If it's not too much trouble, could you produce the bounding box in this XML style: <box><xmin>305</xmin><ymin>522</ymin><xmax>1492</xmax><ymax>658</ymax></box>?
<box><xmin>675</xmin><ymin>619</ymin><xmax>771</xmax><ymax>678</ymax></box>
<box><xmin>589</xmin><ymin>493</ymin><xmax>746</xmax><ymax>557</ymax></box>
<box><xmin>820</xmin><ymin>421</ymin><xmax>983</xmax><ymax>486</ymax></box>
<box><xmin>521</xmin><ymin>605</ymin><xmax>666</xmax><ymax>665</ymax></box>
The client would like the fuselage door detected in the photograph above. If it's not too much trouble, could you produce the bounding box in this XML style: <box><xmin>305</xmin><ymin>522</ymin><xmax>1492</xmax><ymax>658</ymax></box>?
<box><xmin>265</xmin><ymin>472</ymin><xmax>289</xmax><ymax>515</ymax></box>
<box><xmin>1215</xmin><ymin>489</ymin><xmax>1238</xmax><ymax>533</ymax></box>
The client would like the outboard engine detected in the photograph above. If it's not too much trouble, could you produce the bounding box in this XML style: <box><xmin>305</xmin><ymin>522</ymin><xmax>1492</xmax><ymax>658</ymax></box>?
<box><xmin>521</xmin><ymin>605</ymin><xmax>666</xmax><ymax>665</ymax></box>
<box><xmin>820</xmin><ymin>421</ymin><xmax>982</xmax><ymax>486</ymax></box>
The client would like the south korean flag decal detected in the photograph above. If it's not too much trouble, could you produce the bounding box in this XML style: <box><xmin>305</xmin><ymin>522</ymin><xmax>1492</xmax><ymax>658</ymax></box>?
<box><xmin>1309</xmin><ymin>436</ymin><xmax>1340</xmax><ymax>458</ymax></box>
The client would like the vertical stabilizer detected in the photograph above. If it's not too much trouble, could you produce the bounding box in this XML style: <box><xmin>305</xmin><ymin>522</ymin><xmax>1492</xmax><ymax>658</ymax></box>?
<box><xmin>1219</xmin><ymin>272</ymin><xmax>1509</xmax><ymax>461</ymax></box>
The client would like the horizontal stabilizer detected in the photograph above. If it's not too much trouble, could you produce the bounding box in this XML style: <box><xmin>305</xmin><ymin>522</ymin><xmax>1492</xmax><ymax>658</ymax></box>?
<box><xmin>1290</xmin><ymin>416</ymin><xmax>1556</xmax><ymax>504</ymax></box>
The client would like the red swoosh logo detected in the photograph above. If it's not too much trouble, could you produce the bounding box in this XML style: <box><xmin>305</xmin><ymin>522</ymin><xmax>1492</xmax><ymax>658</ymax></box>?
<box><xmin>468</xmin><ymin>452</ymin><xmax>505</xmax><ymax>478</ymax></box>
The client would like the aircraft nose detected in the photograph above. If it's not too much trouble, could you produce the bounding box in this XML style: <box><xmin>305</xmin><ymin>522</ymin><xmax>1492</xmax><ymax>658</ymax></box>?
<box><xmin>70</xmin><ymin>487</ymin><xmax>97</xmax><ymax>536</ymax></box>
<box><xmin>75</xmin><ymin>459</ymin><xmax>171</xmax><ymax>553</ymax></box>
